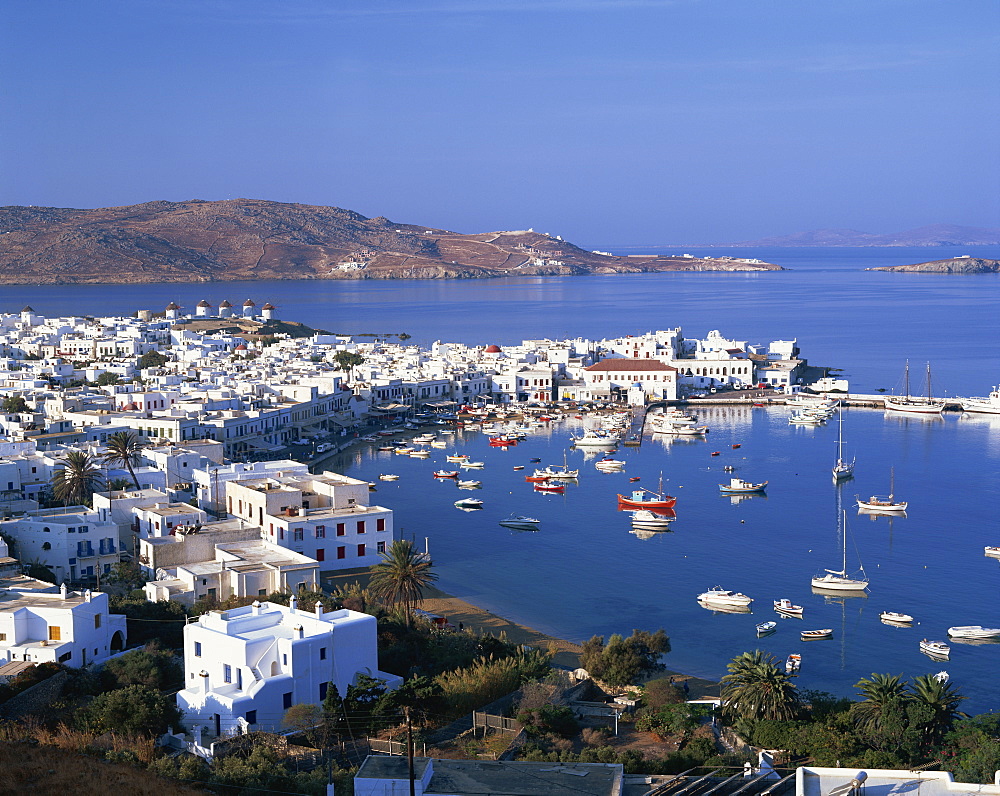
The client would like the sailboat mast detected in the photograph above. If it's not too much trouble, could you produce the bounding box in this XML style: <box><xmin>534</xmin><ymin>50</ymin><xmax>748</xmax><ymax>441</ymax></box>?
<box><xmin>903</xmin><ymin>360</ymin><xmax>910</xmax><ymax>399</ymax></box>
<box><xmin>926</xmin><ymin>362</ymin><xmax>932</xmax><ymax>400</ymax></box>
<box><xmin>841</xmin><ymin>510</ymin><xmax>847</xmax><ymax>575</ymax></box>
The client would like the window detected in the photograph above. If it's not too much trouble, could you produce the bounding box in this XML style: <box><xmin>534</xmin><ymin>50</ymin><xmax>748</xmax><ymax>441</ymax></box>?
<box><xmin>48</xmin><ymin>626</ymin><xmax>61</xmax><ymax>641</ymax></box>
<box><xmin>357</xmin><ymin>543</ymin><xmax>366</xmax><ymax>557</ymax></box>
<box><xmin>223</xmin><ymin>664</ymin><xmax>232</xmax><ymax>684</ymax></box>
<box><xmin>293</xmin><ymin>528</ymin><xmax>303</xmax><ymax>542</ymax></box>
<box><xmin>377</xmin><ymin>541</ymin><xmax>386</xmax><ymax>554</ymax></box>
<box><xmin>79</xmin><ymin>525</ymin><xmax>88</xmax><ymax>533</ymax></box>
<box><xmin>59</xmin><ymin>651</ymin><xmax>73</xmax><ymax>662</ymax></box>
<box><xmin>315</xmin><ymin>525</ymin><xmax>325</xmax><ymax>538</ymax></box>
<box><xmin>194</xmin><ymin>641</ymin><xmax>202</xmax><ymax>657</ymax></box>
<box><xmin>68</xmin><ymin>527</ymin><xmax>76</xmax><ymax>534</ymax></box>
<box><xmin>356</xmin><ymin>520</ymin><xmax>365</xmax><ymax>534</ymax></box>
<box><xmin>0</xmin><ymin>633</ymin><xmax>5</xmax><ymax>641</ymax></box>
<box><xmin>316</xmin><ymin>549</ymin><xmax>325</xmax><ymax>562</ymax></box>
<box><xmin>283</xmin><ymin>692</ymin><xmax>293</xmax><ymax>709</ymax></box>
<box><xmin>376</xmin><ymin>518</ymin><xmax>386</xmax><ymax>532</ymax></box>
<box><xmin>94</xmin><ymin>614</ymin><xmax>101</xmax><ymax>629</ymax></box>
<box><xmin>337</xmin><ymin>546</ymin><xmax>346</xmax><ymax>560</ymax></box>
<box><xmin>319</xmin><ymin>681</ymin><xmax>328</xmax><ymax>700</ymax></box>
<box><xmin>320</xmin><ymin>647</ymin><xmax>327</xmax><ymax>660</ymax></box>
<box><xmin>246</xmin><ymin>710</ymin><xmax>257</xmax><ymax>724</ymax></box>
<box><xmin>336</xmin><ymin>522</ymin><xmax>345</xmax><ymax>536</ymax></box>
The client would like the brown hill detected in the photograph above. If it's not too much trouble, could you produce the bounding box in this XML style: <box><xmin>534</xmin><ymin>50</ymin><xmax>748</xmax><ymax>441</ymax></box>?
<box><xmin>0</xmin><ymin>199</ymin><xmax>781</xmax><ymax>284</ymax></box>
<box><xmin>867</xmin><ymin>257</ymin><xmax>1000</xmax><ymax>273</ymax></box>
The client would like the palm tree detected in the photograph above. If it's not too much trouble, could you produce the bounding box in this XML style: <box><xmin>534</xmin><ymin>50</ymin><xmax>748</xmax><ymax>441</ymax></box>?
<box><xmin>367</xmin><ymin>539</ymin><xmax>437</xmax><ymax>627</ymax></box>
<box><xmin>721</xmin><ymin>650</ymin><xmax>800</xmax><ymax>723</ymax></box>
<box><xmin>103</xmin><ymin>430</ymin><xmax>143</xmax><ymax>489</ymax></box>
<box><xmin>911</xmin><ymin>673</ymin><xmax>968</xmax><ymax>745</ymax></box>
<box><xmin>851</xmin><ymin>673</ymin><xmax>910</xmax><ymax>738</ymax></box>
<box><xmin>51</xmin><ymin>450</ymin><xmax>105</xmax><ymax>507</ymax></box>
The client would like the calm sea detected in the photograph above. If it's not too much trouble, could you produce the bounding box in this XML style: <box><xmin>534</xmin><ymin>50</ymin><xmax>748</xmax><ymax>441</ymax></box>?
<box><xmin>4</xmin><ymin>246</ymin><xmax>999</xmax><ymax>710</ymax></box>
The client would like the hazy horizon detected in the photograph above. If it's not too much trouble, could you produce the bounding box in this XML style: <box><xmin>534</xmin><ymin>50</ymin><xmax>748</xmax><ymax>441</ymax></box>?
<box><xmin>3</xmin><ymin>1</ymin><xmax>998</xmax><ymax>244</ymax></box>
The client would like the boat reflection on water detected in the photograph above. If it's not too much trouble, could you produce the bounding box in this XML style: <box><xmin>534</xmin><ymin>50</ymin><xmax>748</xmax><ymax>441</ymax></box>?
<box><xmin>630</xmin><ymin>526</ymin><xmax>675</xmax><ymax>540</ymax></box>
<box><xmin>697</xmin><ymin>601</ymin><xmax>752</xmax><ymax>615</ymax></box>
<box><xmin>723</xmin><ymin>492</ymin><xmax>767</xmax><ymax>506</ymax></box>
<box><xmin>812</xmin><ymin>586</ymin><xmax>868</xmax><ymax>600</ymax></box>
<box><xmin>948</xmin><ymin>636</ymin><xmax>1000</xmax><ymax>647</ymax></box>
<box><xmin>858</xmin><ymin>506</ymin><xmax>908</xmax><ymax>520</ymax></box>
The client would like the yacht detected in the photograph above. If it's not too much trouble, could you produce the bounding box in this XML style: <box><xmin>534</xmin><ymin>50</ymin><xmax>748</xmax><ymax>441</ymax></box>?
<box><xmin>960</xmin><ymin>384</ymin><xmax>1000</xmax><ymax>414</ymax></box>
<box><xmin>697</xmin><ymin>587</ymin><xmax>753</xmax><ymax>608</ymax></box>
<box><xmin>947</xmin><ymin>626</ymin><xmax>1000</xmax><ymax>639</ymax></box>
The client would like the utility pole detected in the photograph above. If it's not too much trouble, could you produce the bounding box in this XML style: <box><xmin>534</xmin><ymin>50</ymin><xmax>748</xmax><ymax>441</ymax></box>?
<box><xmin>406</xmin><ymin>706</ymin><xmax>416</xmax><ymax>796</ymax></box>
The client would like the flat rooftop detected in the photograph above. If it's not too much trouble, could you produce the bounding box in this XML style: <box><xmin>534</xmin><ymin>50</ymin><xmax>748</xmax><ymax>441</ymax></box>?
<box><xmin>798</xmin><ymin>767</ymin><xmax>1000</xmax><ymax>796</ymax></box>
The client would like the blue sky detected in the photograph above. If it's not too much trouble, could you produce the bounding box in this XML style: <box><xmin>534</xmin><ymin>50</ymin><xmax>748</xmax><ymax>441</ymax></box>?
<box><xmin>3</xmin><ymin>0</ymin><xmax>998</xmax><ymax>244</ymax></box>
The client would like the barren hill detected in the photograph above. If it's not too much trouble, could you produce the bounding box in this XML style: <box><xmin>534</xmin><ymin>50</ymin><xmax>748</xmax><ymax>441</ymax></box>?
<box><xmin>867</xmin><ymin>257</ymin><xmax>1000</xmax><ymax>273</ymax></box>
<box><xmin>0</xmin><ymin>199</ymin><xmax>781</xmax><ymax>284</ymax></box>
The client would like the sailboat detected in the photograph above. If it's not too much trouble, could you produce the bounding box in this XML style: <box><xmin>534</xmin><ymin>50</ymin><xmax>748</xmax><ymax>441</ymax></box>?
<box><xmin>884</xmin><ymin>361</ymin><xmax>945</xmax><ymax>414</ymax></box>
<box><xmin>811</xmin><ymin>510</ymin><xmax>869</xmax><ymax>592</ymax></box>
<box><xmin>617</xmin><ymin>471</ymin><xmax>676</xmax><ymax>510</ymax></box>
<box><xmin>832</xmin><ymin>410</ymin><xmax>855</xmax><ymax>481</ymax></box>
<box><xmin>856</xmin><ymin>466</ymin><xmax>907</xmax><ymax>512</ymax></box>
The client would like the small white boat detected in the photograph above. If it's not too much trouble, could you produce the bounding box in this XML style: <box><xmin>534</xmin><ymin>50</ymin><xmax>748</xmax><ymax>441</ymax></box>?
<box><xmin>409</xmin><ymin>449</ymin><xmax>431</xmax><ymax>457</ymax></box>
<box><xmin>718</xmin><ymin>477</ymin><xmax>767</xmax><ymax>494</ymax></box>
<box><xmin>947</xmin><ymin>625</ymin><xmax>1000</xmax><ymax>639</ymax></box>
<box><xmin>595</xmin><ymin>458</ymin><xmax>626</xmax><ymax>471</ymax></box>
<box><xmin>774</xmin><ymin>599</ymin><xmax>804</xmax><ymax>616</ymax></box>
<box><xmin>785</xmin><ymin>653</ymin><xmax>801</xmax><ymax>673</ymax></box>
<box><xmin>571</xmin><ymin>430</ymin><xmax>619</xmax><ymax>447</ymax></box>
<box><xmin>430</xmin><ymin>440</ymin><xmax>448</xmax><ymax>448</ymax></box>
<box><xmin>697</xmin><ymin>587</ymin><xmax>753</xmax><ymax>607</ymax></box>
<box><xmin>378</xmin><ymin>474</ymin><xmax>400</xmax><ymax>481</ymax></box>
<box><xmin>812</xmin><ymin>510</ymin><xmax>869</xmax><ymax>592</ymax></box>
<box><xmin>457</xmin><ymin>479</ymin><xmax>482</xmax><ymax>488</ymax></box>
<box><xmin>498</xmin><ymin>515</ymin><xmax>540</xmax><ymax>530</ymax></box>
<box><xmin>461</xmin><ymin>461</ymin><xmax>485</xmax><ymax>468</ymax></box>
<box><xmin>454</xmin><ymin>498</ymin><xmax>484</xmax><ymax>509</ymax></box>
<box><xmin>801</xmin><ymin>628</ymin><xmax>833</xmax><ymax>640</ymax></box>
<box><xmin>630</xmin><ymin>510</ymin><xmax>673</xmax><ymax>530</ymax></box>
<box><xmin>880</xmin><ymin>611</ymin><xmax>914</xmax><ymax>625</ymax></box>
<box><xmin>756</xmin><ymin>621</ymin><xmax>777</xmax><ymax>635</ymax></box>
<box><xmin>920</xmin><ymin>639</ymin><xmax>951</xmax><ymax>658</ymax></box>
<box><xmin>433</xmin><ymin>470</ymin><xmax>459</xmax><ymax>478</ymax></box>
<box><xmin>985</xmin><ymin>546</ymin><xmax>1000</xmax><ymax>559</ymax></box>
<box><xmin>446</xmin><ymin>453</ymin><xmax>470</xmax><ymax>462</ymax></box>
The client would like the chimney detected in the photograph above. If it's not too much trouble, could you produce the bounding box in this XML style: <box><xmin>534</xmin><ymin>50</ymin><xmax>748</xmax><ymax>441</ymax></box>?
<box><xmin>199</xmin><ymin>669</ymin><xmax>209</xmax><ymax>694</ymax></box>
<box><xmin>59</xmin><ymin>583</ymin><xmax>68</xmax><ymax>599</ymax></box>
<box><xmin>252</xmin><ymin>600</ymin><xmax>262</xmax><ymax>616</ymax></box>
<box><xmin>314</xmin><ymin>602</ymin><xmax>323</xmax><ymax>619</ymax></box>
<box><xmin>294</xmin><ymin>624</ymin><xmax>304</xmax><ymax>639</ymax></box>
<box><xmin>289</xmin><ymin>595</ymin><xmax>297</xmax><ymax>614</ymax></box>
<box><xmin>84</xmin><ymin>589</ymin><xmax>92</xmax><ymax>602</ymax></box>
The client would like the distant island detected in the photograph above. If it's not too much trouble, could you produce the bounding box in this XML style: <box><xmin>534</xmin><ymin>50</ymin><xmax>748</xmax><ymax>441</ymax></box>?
<box><xmin>867</xmin><ymin>256</ymin><xmax>1000</xmax><ymax>273</ymax></box>
<box><xmin>0</xmin><ymin>199</ymin><xmax>781</xmax><ymax>284</ymax></box>
<box><xmin>640</xmin><ymin>223</ymin><xmax>1000</xmax><ymax>248</ymax></box>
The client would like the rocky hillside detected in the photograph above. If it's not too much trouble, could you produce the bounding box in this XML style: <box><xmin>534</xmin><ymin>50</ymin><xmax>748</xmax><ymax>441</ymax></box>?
<box><xmin>867</xmin><ymin>257</ymin><xmax>1000</xmax><ymax>273</ymax></box>
<box><xmin>0</xmin><ymin>199</ymin><xmax>781</xmax><ymax>284</ymax></box>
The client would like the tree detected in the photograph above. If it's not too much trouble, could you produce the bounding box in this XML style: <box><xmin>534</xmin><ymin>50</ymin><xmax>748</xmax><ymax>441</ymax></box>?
<box><xmin>721</xmin><ymin>650</ymin><xmax>800</xmax><ymax>724</ymax></box>
<box><xmin>911</xmin><ymin>673</ymin><xmax>968</xmax><ymax>746</ymax></box>
<box><xmin>101</xmin><ymin>641</ymin><xmax>182</xmax><ymax>690</ymax></box>
<box><xmin>580</xmin><ymin>629</ymin><xmax>670</xmax><ymax>686</ymax></box>
<box><xmin>106</xmin><ymin>560</ymin><xmax>146</xmax><ymax>592</ymax></box>
<box><xmin>78</xmin><ymin>684</ymin><xmax>182</xmax><ymax>736</ymax></box>
<box><xmin>1</xmin><ymin>395</ymin><xmax>29</xmax><ymax>413</ymax></box>
<box><xmin>138</xmin><ymin>350</ymin><xmax>169</xmax><ymax>369</ymax></box>
<box><xmin>368</xmin><ymin>539</ymin><xmax>437</xmax><ymax>627</ymax></box>
<box><xmin>103</xmin><ymin>429</ymin><xmax>143</xmax><ymax>490</ymax></box>
<box><xmin>851</xmin><ymin>673</ymin><xmax>910</xmax><ymax>735</ymax></box>
<box><xmin>95</xmin><ymin>371</ymin><xmax>120</xmax><ymax>386</ymax></box>
<box><xmin>51</xmin><ymin>450</ymin><xmax>104</xmax><ymax>506</ymax></box>
<box><xmin>332</xmin><ymin>350</ymin><xmax>365</xmax><ymax>381</ymax></box>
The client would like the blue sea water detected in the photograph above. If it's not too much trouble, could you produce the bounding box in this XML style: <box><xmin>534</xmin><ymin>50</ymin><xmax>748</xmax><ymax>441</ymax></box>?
<box><xmin>4</xmin><ymin>246</ymin><xmax>999</xmax><ymax>710</ymax></box>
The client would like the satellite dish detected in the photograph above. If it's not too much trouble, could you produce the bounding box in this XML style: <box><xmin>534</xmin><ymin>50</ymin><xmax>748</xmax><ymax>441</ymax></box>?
<box><xmin>828</xmin><ymin>772</ymin><xmax>867</xmax><ymax>796</ymax></box>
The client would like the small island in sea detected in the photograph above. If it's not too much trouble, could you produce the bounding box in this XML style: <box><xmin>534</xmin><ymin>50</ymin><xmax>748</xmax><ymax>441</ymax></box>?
<box><xmin>867</xmin><ymin>256</ymin><xmax>1000</xmax><ymax>273</ymax></box>
<box><xmin>0</xmin><ymin>198</ymin><xmax>781</xmax><ymax>285</ymax></box>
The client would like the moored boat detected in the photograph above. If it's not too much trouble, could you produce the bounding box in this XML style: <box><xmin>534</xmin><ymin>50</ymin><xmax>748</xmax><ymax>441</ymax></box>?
<box><xmin>985</xmin><ymin>546</ymin><xmax>1000</xmax><ymax>559</ymax></box>
<box><xmin>697</xmin><ymin>586</ymin><xmax>753</xmax><ymax>607</ymax></box>
<box><xmin>378</xmin><ymin>474</ymin><xmax>400</xmax><ymax>481</ymax></box>
<box><xmin>856</xmin><ymin>467</ymin><xmax>907</xmax><ymax>512</ymax></box>
<box><xmin>454</xmin><ymin>497</ymin><xmax>484</xmax><ymax>509</ymax></box>
<box><xmin>534</xmin><ymin>482</ymin><xmax>565</xmax><ymax>493</ymax></box>
<box><xmin>498</xmin><ymin>515</ymin><xmax>540</xmax><ymax>530</ymax></box>
<box><xmin>618</xmin><ymin>472</ymin><xmax>676</xmax><ymax>509</ymax></box>
<box><xmin>947</xmin><ymin>625</ymin><xmax>1000</xmax><ymax>639</ymax></box>
<box><xmin>433</xmin><ymin>470</ymin><xmax>459</xmax><ymax>478</ymax></box>
<box><xmin>960</xmin><ymin>385</ymin><xmax>1000</xmax><ymax>414</ymax></box>
<box><xmin>630</xmin><ymin>510</ymin><xmax>674</xmax><ymax>530</ymax></box>
<box><xmin>785</xmin><ymin>653</ymin><xmax>801</xmax><ymax>673</ymax></box>
<box><xmin>920</xmin><ymin>639</ymin><xmax>951</xmax><ymax>659</ymax></box>
<box><xmin>884</xmin><ymin>361</ymin><xmax>945</xmax><ymax>414</ymax></box>
<box><xmin>880</xmin><ymin>611</ymin><xmax>914</xmax><ymax>625</ymax></box>
<box><xmin>801</xmin><ymin>628</ymin><xmax>833</xmax><ymax>640</ymax></box>
<box><xmin>812</xmin><ymin>510</ymin><xmax>869</xmax><ymax>592</ymax></box>
<box><xmin>718</xmin><ymin>477</ymin><xmax>767</xmax><ymax>494</ymax></box>
<box><xmin>756</xmin><ymin>621</ymin><xmax>777</xmax><ymax>635</ymax></box>
<box><xmin>456</xmin><ymin>479</ymin><xmax>481</xmax><ymax>488</ymax></box>
<box><xmin>773</xmin><ymin>599</ymin><xmax>804</xmax><ymax>616</ymax></box>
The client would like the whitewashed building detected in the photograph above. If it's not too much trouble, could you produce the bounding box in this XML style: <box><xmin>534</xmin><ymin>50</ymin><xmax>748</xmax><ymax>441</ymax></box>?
<box><xmin>176</xmin><ymin>598</ymin><xmax>402</xmax><ymax>738</ymax></box>
<box><xmin>0</xmin><ymin>585</ymin><xmax>126</xmax><ymax>667</ymax></box>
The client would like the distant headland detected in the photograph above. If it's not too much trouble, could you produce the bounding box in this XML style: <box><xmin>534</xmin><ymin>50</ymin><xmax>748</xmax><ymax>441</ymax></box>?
<box><xmin>0</xmin><ymin>199</ymin><xmax>781</xmax><ymax>284</ymax></box>
<box><xmin>867</xmin><ymin>256</ymin><xmax>1000</xmax><ymax>273</ymax></box>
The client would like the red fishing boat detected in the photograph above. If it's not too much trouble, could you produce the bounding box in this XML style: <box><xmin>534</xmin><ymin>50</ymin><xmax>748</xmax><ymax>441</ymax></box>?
<box><xmin>617</xmin><ymin>473</ymin><xmax>676</xmax><ymax>509</ymax></box>
<box><xmin>534</xmin><ymin>483</ymin><xmax>565</xmax><ymax>493</ymax></box>
<box><xmin>524</xmin><ymin>475</ymin><xmax>550</xmax><ymax>483</ymax></box>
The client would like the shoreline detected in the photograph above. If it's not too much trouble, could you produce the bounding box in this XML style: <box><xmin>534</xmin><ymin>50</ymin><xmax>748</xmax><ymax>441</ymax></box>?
<box><xmin>417</xmin><ymin>584</ymin><xmax>722</xmax><ymax>700</ymax></box>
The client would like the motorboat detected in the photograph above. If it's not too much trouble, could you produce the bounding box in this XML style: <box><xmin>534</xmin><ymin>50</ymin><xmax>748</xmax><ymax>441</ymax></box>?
<box><xmin>454</xmin><ymin>498</ymin><xmax>484</xmax><ymax>509</ymax></box>
<box><xmin>378</xmin><ymin>474</ymin><xmax>400</xmax><ymax>481</ymax></box>
<box><xmin>446</xmin><ymin>453</ymin><xmax>470</xmax><ymax>462</ymax></box>
<box><xmin>920</xmin><ymin>639</ymin><xmax>951</xmax><ymax>659</ymax></box>
<box><xmin>489</xmin><ymin>436</ymin><xmax>518</xmax><ymax>446</ymax></box>
<box><xmin>430</xmin><ymin>440</ymin><xmax>448</xmax><ymax>448</ymax></box>
<box><xmin>697</xmin><ymin>587</ymin><xmax>753</xmax><ymax>608</ymax></box>
<box><xmin>947</xmin><ymin>625</ymin><xmax>1000</xmax><ymax>639</ymax></box>
<box><xmin>457</xmin><ymin>479</ymin><xmax>482</xmax><ymax>488</ymax></box>
<box><xmin>572</xmin><ymin>430</ymin><xmax>619</xmax><ymax>447</ymax></box>
<box><xmin>433</xmin><ymin>470</ymin><xmax>459</xmax><ymax>478</ymax></box>
<box><xmin>618</xmin><ymin>472</ymin><xmax>676</xmax><ymax>509</ymax></box>
<box><xmin>774</xmin><ymin>599</ymin><xmax>804</xmax><ymax>616</ymax></box>
<box><xmin>789</xmin><ymin>413</ymin><xmax>824</xmax><ymax>425</ymax></box>
<box><xmin>812</xmin><ymin>510</ymin><xmax>869</xmax><ymax>592</ymax></box>
<box><xmin>718</xmin><ymin>477</ymin><xmax>767</xmax><ymax>494</ymax></box>
<box><xmin>884</xmin><ymin>361</ymin><xmax>945</xmax><ymax>414</ymax></box>
<box><xmin>801</xmin><ymin>628</ymin><xmax>833</xmax><ymax>640</ymax></box>
<box><xmin>756</xmin><ymin>621</ymin><xmax>777</xmax><ymax>635</ymax></box>
<box><xmin>985</xmin><ymin>546</ymin><xmax>1000</xmax><ymax>559</ymax></box>
<box><xmin>409</xmin><ymin>449</ymin><xmax>431</xmax><ymax>457</ymax></box>
<box><xmin>630</xmin><ymin>510</ymin><xmax>674</xmax><ymax>530</ymax></box>
<box><xmin>960</xmin><ymin>384</ymin><xmax>1000</xmax><ymax>415</ymax></box>
<box><xmin>785</xmin><ymin>653</ymin><xmax>801</xmax><ymax>673</ymax></box>
<box><xmin>461</xmin><ymin>461</ymin><xmax>485</xmax><ymax>468</ymax></box>
<box><xmin>880</xmin><ymin>611</ymin><xmax>914</xmax><ymax>625</ymax></box>
<box><xmin>595</xmin><ymin>458</ymin><xmax>626</xmax><ymax>471</ymax></box>
<box><xmin>498</xmin><ymin>515</ymin><xmax>540</xmax><ymax>530</ymax></box>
